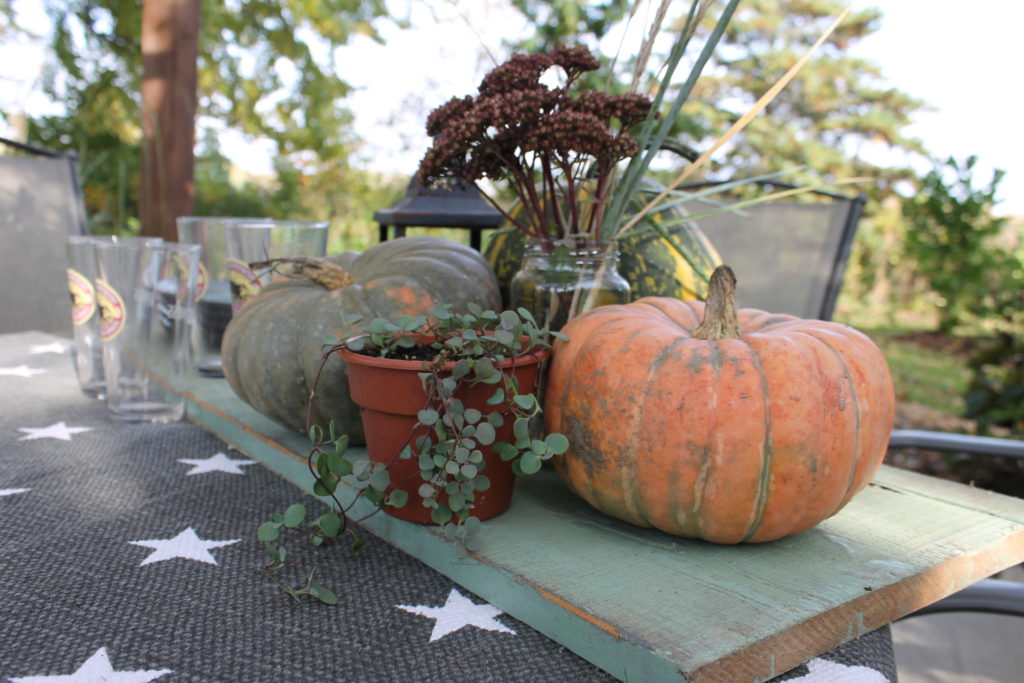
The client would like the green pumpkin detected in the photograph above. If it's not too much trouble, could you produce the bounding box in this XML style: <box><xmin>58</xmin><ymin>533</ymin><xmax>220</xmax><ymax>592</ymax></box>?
<box><xmin>484</xmin><ymin>186</ymin><xmax>721</xmax><ymax>308</ymax></box>
<box><xmin>221</xmin><ymin>236</ymin><xmax>502</xmax><ymax>442</ymax></box>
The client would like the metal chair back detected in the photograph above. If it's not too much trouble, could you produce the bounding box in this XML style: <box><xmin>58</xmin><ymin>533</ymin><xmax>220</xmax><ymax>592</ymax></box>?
<box><xmin>0</xmin><ymin>138</ymin><xmax>88</xmax><ymax>334</ymax></box>
<box><xmin>678</xmin><ymin>181</ymin><xmax>865</xmax><ymax>321</ymax></box>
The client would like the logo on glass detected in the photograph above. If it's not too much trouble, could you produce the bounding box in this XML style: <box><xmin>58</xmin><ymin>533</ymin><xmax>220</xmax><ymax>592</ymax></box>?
<box><xmin>67</xmin><ymin>268</ymin><xmax>96</xmax><ymax>325</ymax></box>
<box><xmin>95</xmin><ymin>278</ymin><xmax>126</xmax><ymax>341</ymax></box>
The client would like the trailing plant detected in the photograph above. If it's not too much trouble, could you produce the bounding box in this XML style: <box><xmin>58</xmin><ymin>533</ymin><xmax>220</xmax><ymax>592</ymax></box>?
<box><xmin>341</xmin><ymin>305</ymin><xmax>570</xmax><ymax>529</ymax></box>
<box><xmin>258</xmin><ymin>304</ymin><xmax>568</xmax><ymax>603</ymax></box>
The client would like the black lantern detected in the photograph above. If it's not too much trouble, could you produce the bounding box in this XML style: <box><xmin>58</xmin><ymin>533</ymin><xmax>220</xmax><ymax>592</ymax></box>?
<box><xmin>374</xmin><ymin>177</ymin><xmax>505</xmax><ymax>251</ymax></box>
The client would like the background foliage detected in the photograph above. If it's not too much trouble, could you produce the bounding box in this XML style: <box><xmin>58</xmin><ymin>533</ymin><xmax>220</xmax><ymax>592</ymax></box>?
<box><xmin>4</xmin><ymin>0</ymin><xmax>402</xmax><ymax>242</ymax></box>
<box><xmin>1</xmin><ymin>0</ymin><xmax>1020</xmax><ymax>434</ymax></box>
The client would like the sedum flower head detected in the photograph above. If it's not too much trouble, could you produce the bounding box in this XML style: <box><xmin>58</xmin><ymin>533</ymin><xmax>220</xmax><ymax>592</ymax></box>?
<box><xmin>417</xmin><ymin>45</ymin><xmax>654</xmax><ymax>241</ymax></box>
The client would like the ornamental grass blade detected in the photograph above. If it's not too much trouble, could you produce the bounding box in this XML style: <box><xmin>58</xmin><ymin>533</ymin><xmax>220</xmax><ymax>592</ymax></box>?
<box><xmin>629</xmin><ymin>0</ymin><xmax>675</xmax><ymax>93</ymax></box>
<box><xmin>605</xmin><ymin>0</ymin><xmax>740</xmax><ymax>235</ymax></box>
<box><xmin>654</xmin><ymin>177</ymin><xmax>872</xmax><ymax>231</ymax></box>
<box><xmin>605</xmin><ymin>0</ymin><xmax>647</xmax><ymax>91</ymax></box>
<box><xmin>624</xmin><ymin>168</ymin><xmax>805</xmax><ymax>221</ymax></box>
<box><xmin>618</xmin><ymin>4</ymin><xmax>855</xmax><ymax>237</ymax></box>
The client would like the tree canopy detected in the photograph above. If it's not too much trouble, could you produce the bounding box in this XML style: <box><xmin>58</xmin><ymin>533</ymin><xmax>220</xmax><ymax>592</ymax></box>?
<box><xmin>508</xmin><ymin>0</ymin><xmax>925</xmax><ymax>190</ymax></box>
<box><xmin>11</xmin><ymin>0</ymin><xmax>392</xmax><ymax>233</ymax></box>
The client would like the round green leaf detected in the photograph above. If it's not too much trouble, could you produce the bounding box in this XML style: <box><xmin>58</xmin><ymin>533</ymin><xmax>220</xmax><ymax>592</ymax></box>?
<box><xmin>513</xmin><ymin>418</ymin><xmax>530</xmax><ymax>442</ymax></box>
<box><xmin>513</xmin><ymin>394</ymin><xmax>536</xmax><ymax>411</ymax></box>
<box><xmin>327</xmin><ymin>453</ymin><xmax>353</xmax><ymax>477</ymax></box>
<box><xmin>519</xmin><ymin>451</ymin><xmax>543</xmax><ymax>474</ymax></box>
<box><xmin>499</xmin><ymin>310</ymin><xmax>521</xmax><ymax>328</ymax></box>
<box><xmin>493</xmin><ymin>329</ymin><xmax>515</xmax><ymax>348</ymax></box>
<box><xmin>387</xmin><ymin>489</ymin><xmax>409</xmax><ymax>508</ymax></box>
<box><xmin>474</xmin><ymin>357</ymin><xmax>495</xmax><ymax>379</ymax></box>
<box><xmin>418</xmin><ymin>409</ymin><xmax>439</xmax><ymax>426</ymax></box>
<box><xmin>257</xmin><ymin>522</ymin><xmax>280</xmax><ymax>542</ymax></box>
<box><xmin>494</xmin><ymin>442</ymin><xmax>519</xmax><ymax>461</ymax></box>
<box><xmin>452</xmin><ymin>359</ymin><xmax>471</xmax><ymax>380</ymax></box>
<box><xmin>317</xmin><ymin>513</ymin><xmax>342</xmax><ymax>538</ymax></box>
<box><xmin>464</xmin><ymin>516</ymin><xmax>482</xmax><ymax>535</ymax></box>
<box><xmin>369</xmin><ymin>468</ymin><xmax>390</xmax><ymax>491</ymax></box>
<box><xmin>283</xmin><ymin>503</ymin><xmax>307</xmax><ymax>528</ymax></box>
<box><xmin>464</xmin><ymin>533</ymin><xmax>483</xmax><ymax>553</ymax></box>
<box><xmin>545</xmin><ymin>433</ymin><xmax>570</xmax><ymax>455</ymax></box>
<box><xmin>431</xmin><ymin>505</ymin><xmax>453</xmax><ymax>525</ymax></box>
<box><xmin>474</xmin><ymin>422</ymin><xmax>496</xmax><ymax>445</ymax></box>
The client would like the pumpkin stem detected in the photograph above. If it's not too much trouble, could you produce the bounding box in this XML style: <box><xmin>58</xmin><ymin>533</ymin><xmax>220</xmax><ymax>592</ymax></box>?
<box><xmin>693</xmin><ymin>265</ymin><xmax>740</xmax><ymax>340</ymax></box>
<box><xmin>250</xmin><ymin>257</ymin><xmax>355</xmax><ymax>290</ymax></box>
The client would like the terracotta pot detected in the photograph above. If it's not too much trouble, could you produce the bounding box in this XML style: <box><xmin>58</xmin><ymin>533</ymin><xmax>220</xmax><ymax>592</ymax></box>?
<box><xmin>338</xmin><ymin>341</ymin><xmax>549</xmax><ymax>524</ymax></box>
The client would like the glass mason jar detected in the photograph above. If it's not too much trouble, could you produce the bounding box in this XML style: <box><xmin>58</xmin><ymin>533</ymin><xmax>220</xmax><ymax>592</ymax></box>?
<box><xmin>510</xmin><ymin>238</ymin><xmax>630</xmax><ymax>331</ymax></box>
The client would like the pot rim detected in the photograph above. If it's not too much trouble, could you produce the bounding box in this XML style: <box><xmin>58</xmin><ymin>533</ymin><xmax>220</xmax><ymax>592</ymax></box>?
<box><xmin>337</xmin><ymin>334</ymin><xmax>550</xmax><ymax>371</ymax></box>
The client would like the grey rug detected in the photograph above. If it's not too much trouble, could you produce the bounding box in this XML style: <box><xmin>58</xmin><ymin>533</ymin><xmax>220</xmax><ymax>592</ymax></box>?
<box><xmin>0</xmin><ymin>331</ymin><xmax>896</xmax><ymax>682</ymax></box>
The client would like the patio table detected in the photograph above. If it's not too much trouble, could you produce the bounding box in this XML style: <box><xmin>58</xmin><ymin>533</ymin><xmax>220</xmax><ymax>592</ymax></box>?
<box><xmin>4</xmin><ymin>329</ymin><xmax>1022</xmax><ymax>681</ymax></box>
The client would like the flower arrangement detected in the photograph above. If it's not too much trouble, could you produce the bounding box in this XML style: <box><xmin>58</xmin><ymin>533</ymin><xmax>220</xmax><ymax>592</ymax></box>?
<box><xmin>416</xmin><ymin>45</ymin><xmax>652</xmax><ymax>247</ymax></box>
<box><xmin>416</xmin><ymin>0</ymin><xmax>860</xmax><ymax>257</ymax></box>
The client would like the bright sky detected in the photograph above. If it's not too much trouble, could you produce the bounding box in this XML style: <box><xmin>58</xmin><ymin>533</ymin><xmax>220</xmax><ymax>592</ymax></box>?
<box><xmin>2</xmin><ymin>0</ymin><xmax>1022</xmax><ymax>216</ymax></box>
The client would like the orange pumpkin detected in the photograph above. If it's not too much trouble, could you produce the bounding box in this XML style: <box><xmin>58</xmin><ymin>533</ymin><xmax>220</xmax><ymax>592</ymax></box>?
<box><xmin>545</xmin><ymin>266</ymin><xmax>895</xmax><ymax>543</ymax></box>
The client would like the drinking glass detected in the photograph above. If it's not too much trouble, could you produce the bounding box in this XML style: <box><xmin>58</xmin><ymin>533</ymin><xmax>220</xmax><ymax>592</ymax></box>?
<box><xmin>65</xmin><ymin>234</ymin><xmax>162</xmax><ymax>398</ymax></box>
<box><xmin>222</xmin><ymin>220</ymin><xmax>329</xmax><ymax>312</ymax></box>
<box><xmin>94</xmin><ymin>240</ymin><xmax>200</xmax><ymax>422</ymax></box>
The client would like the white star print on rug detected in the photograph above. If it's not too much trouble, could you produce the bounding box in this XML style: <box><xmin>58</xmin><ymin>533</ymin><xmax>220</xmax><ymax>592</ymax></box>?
<box><xmin>397</xmin><ymin>588</ymin><xmax>516</xmax><ymax>642</ymax></box>
<box><xmin>29</xmin><ymin>342</ymin><xmax>67</xmax><ymax>355</ymax></box>
<box><xmin>0</xmin><ymin>365</ymin><xmax>47</xmax><ymax>378</ymax></box>
<box><xmin>0</xmin><ymin>488</ymin><xmax>30</xmax><ymax>497</ymax></box>
<box><xmin>177</xmin><ymin>452</ymin><xmax>257</xmax><ymax>475</ymax></box>
<box><xmin>789</xmin><ymin>657</ymin><xmax>889</xmax><ymax>682</ymax></box>
<box><xmin>9</xmin><ymin>646</ymin><xmax>171</xmax><ymax>682</ymax></box>
<box><xmin>128</xmin><ymin>527</ymin><xmax>241</xmax><ymax>566</ymax></box>
<box><xmin>17</xmin><ymin>422</ymin><xmax>94</xmax><ymax>441</ymax></box>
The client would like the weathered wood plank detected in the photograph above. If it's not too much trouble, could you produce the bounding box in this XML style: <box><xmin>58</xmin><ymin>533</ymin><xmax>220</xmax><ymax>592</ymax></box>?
<box><xmin>183</xmin><ymin>377</ymin><xmax>1024</xmax><ymax>682</ymax></box>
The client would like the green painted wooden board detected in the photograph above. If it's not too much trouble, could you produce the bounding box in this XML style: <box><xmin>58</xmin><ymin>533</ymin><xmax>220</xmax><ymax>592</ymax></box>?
<box><xmin>183</xmin><ymin>377</ymin><xmax>1024</xmax><ymax>682</ymax></box>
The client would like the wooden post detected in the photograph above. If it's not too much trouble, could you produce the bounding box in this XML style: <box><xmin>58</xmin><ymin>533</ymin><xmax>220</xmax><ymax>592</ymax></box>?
<box><xmin>140</xmin><ymin>0</ymin><xmax>200</xmax><ymax>241</ymax></box>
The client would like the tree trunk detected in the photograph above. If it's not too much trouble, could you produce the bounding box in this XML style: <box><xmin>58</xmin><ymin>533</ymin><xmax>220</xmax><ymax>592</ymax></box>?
<box><xmin>140</xmin><ymin>0</ymin><xmax>200</xmax><ymax>241</ymax></box>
